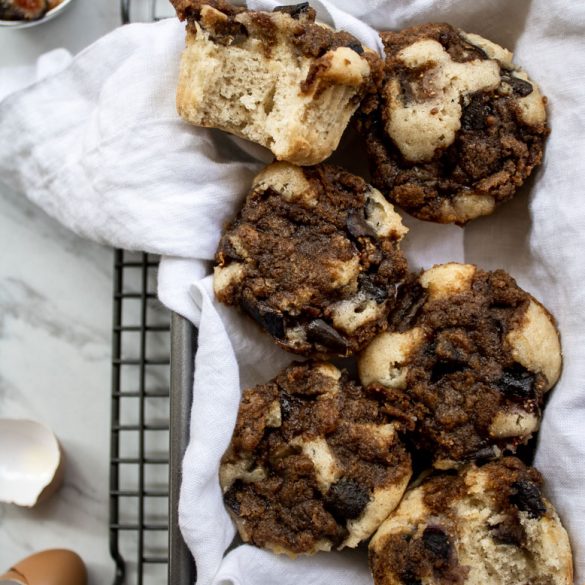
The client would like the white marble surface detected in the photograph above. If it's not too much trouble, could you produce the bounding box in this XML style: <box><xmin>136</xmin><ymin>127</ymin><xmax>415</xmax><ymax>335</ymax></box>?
<box><xmin>0</xmin><ymin>1</ymin><xmax>138</xmax><ymax>583</ymax></box>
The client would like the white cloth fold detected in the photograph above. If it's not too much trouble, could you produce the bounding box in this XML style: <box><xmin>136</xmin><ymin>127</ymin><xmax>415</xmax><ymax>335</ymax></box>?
<box><xmin>0</xmin><ymin>1</ymin><xmax>584</xmax><ymax>584</ymax></box>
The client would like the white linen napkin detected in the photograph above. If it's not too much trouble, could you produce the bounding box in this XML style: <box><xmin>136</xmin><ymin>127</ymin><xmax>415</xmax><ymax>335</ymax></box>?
<box><xmin>0</xmin><ymin>1</ymin><xmax>584</xmax><ymax>584</ymax></box>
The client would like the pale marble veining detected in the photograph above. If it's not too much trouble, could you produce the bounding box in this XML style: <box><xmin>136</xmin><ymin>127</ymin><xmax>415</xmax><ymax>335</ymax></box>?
<box><xmin>0</xmin><ymin>181</ymin><xmax>114</xmax><ymax>582</ymax></box>
<box><xmin>0</xmin><ymin>1</ymin><xmax>126</xmax><ymax>583</ymax></box>
<box><xmin>0</xmin><ymin>177</ymin><xmax>173</xmax><ymax>585</ymax></box>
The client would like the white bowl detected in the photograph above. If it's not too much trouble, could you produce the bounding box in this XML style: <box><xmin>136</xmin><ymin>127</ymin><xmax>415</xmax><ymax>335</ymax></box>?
<box><xmin>0</xmin><ymin>0</ymin><xmax>76</xmax><ymax>29</ymax></box>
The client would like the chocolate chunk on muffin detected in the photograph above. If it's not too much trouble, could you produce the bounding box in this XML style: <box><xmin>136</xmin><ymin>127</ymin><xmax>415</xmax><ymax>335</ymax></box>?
<box><xmin>220</xmin><ymin>361</ymin><xmax>412</xmax><ymax>555</ymax></box>
<box><xmin>359</xmin><ymin>263</ymin><xmax>562</xmax><ymax>468</ymax></box>
<box><xmin>369</xmin><ymin>458</ymin><xmax>573</xmax><ymax>585</ymax></box>
<box><xmin>356</xmin><ymin>23</ymin><xmax>549</xmax><ymax>225</ymax></box>
<box><xmin>214</xmin><ymin>162</ymin><xmax>408</xmax><ymax>357</ymax></box>
<box><xmin>171</xmin><ymin>0</ymin><xmax>382</xmax><ymax>165</ymax></box>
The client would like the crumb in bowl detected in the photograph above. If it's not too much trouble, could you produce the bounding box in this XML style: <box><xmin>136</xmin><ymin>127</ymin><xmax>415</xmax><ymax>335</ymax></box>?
<box><xmin>0</xmin><ymin>0</ymin><xmax>64</xmax><ymax>21</ymax></box>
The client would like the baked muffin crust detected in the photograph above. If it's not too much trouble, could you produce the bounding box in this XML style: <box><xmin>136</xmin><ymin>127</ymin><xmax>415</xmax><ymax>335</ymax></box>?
<box><xmin>220</xmin><ymin>361</ymin><xmax>412</xmax><ymax>555</ymax></box>
<box><xmin>356</xmin><ymin>23</ymin><xmax>549</xmax><ymax>225</ymax></box>
<box><xmin>359</xmin><ymin>263</ymin><xmax>562</xmax><ymax>468</ymax></box>
<box><xmin>370</xmin><ymin>458</ymin><xmax>573</xmax><ymax>585</ymax></box>
<box><xmin>215</xmin><ymin>162</ymin><xmax>408</xmax><ymax>357</ymax></box>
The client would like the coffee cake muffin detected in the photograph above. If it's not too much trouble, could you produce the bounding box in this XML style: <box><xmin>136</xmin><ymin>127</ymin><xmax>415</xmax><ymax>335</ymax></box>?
<box><xmin>220</xmin><ymin>361</ymin><xmax>412</xmax><ymax>555</ymax></box>
<box><xmin>172</xmin><ymin>0</ymin><xmax>381</xmax><ymax>165</ymax></box>
<box><xmin>214</xmin><ymin>162</ymin><xmax>408</xmax><ymax>357</ymax></box>
<box><xmin>369</xmin><ymin>458</ymin><xmax>573</xmax><ymax>585</ymax></box>
<box><xmin>359</xmin><ymin>263</ymin><xmax>562</xmax><ymax>468</ymax></box>
<box><xmin>356</xmin><ymin>23</ymin><xmax>549</xmax><ymax>225</ymax></box>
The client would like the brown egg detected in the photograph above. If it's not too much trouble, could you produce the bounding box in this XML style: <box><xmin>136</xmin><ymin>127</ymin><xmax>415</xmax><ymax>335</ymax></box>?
<box><xmin>0</xmin><ymin>549</ymin><xmax>87</xmax><ymax>585</ymax></box>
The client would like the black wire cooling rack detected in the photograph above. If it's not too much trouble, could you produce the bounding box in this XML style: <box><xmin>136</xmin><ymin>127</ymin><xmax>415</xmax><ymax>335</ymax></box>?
<box><xmin>109</xmin><ymin>246</ymin><xmax>197</xmax><ymax>585</ymax></box>
<box><xmin>109</xmin><ymin>4</ymin><xmax>196</xmax><ymax>584</ymax></box>
<box><xmin>109</xmin><ymin>250</ymin><xmax>171</xmax><ymax>585</ymax></box>
<box><xmin>109</xmin><ymin>246</ymin><xmax>196</xmax><ymax>585</ymax></box>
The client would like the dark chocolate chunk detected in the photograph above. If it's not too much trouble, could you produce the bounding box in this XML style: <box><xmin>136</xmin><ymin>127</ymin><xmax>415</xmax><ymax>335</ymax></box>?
<box><xmin>230</xmin><ymin>30</ymin><xmax>249</xmax><ymax>46</ymax></box>
<box><xmin>509</xmin><ymin>480</ymin><xmax>546</xmax><ymax>519</ymax></box>
<box><xmin>514</xmin><ymin>436</ymin><xmax>537</xmax><ymax>465</ymax></box>
<box><xmin>273</xmin><ymin>2</ymin><xmax>311</xmax><ymax>19</ymax></box>
<box><xmin>389</xmin><ymin>281</ymin><xmax>427</xmax><ymax>331</ymax></box>
<box><xmin>461</xmin><ymin>38</ymin><xmax>489</xmax><ymax>60</ymax></box>
<box><xmin>223</xmin><ymin>481</ymin><xmax>242</xmax><ymax>515</ymax></box>
<box><xmin>466</xmin><ymin>446</ymin><xmax>497</xmax><ymax>463</ymax></box>
<box><xmin>346</xmin><ymin>41</ymin><xmax>365</xmax><ymax>55</ymax></box>
<box><xmin>422</xmin><ymin>525</ymin><xmax>451</xmax><ymax>560</ymax></box>
<box><xmin>307</xmin><ymin>319</ymin><xmax>349</xmax><ymax>353</ymax></box>
<box><xmin>325</xmin><ymin>478</ymin><xmax>370</xmax><ymax>520</ymax></box>
<box><xmin>490</xmin><ymin>519</ymin><xmax>525</xmax><ymax>546</ymax></box>
<box><xmin>242</xmin><ymin>296</ymin><xmax>286</xmax><ymax>339</ymax></box>
<box><xmin>279</xmin><ymin>392</ymin><xmax>300</xmax><ymax>421</ymax></box>
<box><xmin>400</xmin><ymin>570</ymin><xmax>423</xmax><ymax>585</ymax></box>
<box><xmin>361</xmin><ymin>276</ymin><xmax>390</xmax><ymax>303</ymax></box>
<box><xmin>430</xmin><ymin>360</ymin><xmax>465</xmax><ymax>384</ymax></box>
<box><xmin>502</xmin><ymin>74</ymin><xmax>533</xmax><ymax>97</ymax></box>
<box><xmin>219</xmin><ymin>238</ymin><xmax>244</xmax><ymax>262</ymax></box>
<box><xmin>461</xmin><ymin>93</ymin><xmax>493</xmax><ymax>131</ymax></box>
<box><xmin>347</xmin><ymin>209</ymin><xmax>378</xmax><ymax>239</ymax></box>
<box><xmin>438</xmin><ymin>30</ymin><xmax>450</xmax><ymax>47</ymax></box>
<box><xmin>209</xmin><ymin>19</ymin><xmax>249</xmax><ymax>46</ymax></box>
<box><xmin>498</xmin><ymin>365</ymin><xmax>536</xmax><ymax>400</ymax></box>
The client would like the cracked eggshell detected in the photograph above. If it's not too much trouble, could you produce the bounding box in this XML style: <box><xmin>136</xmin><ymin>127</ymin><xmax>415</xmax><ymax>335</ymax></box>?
<box><xmin>0</xmin><ymin>419</ymin><xmax>64</xmax><ymax>507</ymax></box>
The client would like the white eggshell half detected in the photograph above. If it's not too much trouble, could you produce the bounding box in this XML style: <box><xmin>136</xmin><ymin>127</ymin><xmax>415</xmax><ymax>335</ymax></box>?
<box><xmin>0</xmin><ymin>419</ymin><xmax>63</xmax><ymax>507</ymax></box>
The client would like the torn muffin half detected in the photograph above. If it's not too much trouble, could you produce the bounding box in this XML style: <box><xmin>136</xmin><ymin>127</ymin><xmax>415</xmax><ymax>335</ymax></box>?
<box><xmin>172</xmin><ymin>0</ymin><xmax>382</xmax><ymax>165</ymax></box>
<box><xmin>370</xmin><ymin>458</ymin><xmax>573</xmax><ymax>585</ymax></box>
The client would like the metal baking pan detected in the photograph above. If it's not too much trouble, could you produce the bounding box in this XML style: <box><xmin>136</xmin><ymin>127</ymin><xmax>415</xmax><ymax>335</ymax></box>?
<box><xmin>169</xmin><ymin>313</ymin><xmax>197</xmax><ymax>583</ymax></box>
